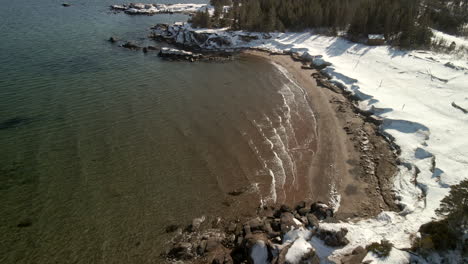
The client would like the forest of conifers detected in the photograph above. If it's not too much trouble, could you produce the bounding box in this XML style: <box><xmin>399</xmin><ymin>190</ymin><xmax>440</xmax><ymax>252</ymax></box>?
<box><xmin>189</xmin><ymin>0</ymin><xmax>468</xmax><ymax>48</ymax></box>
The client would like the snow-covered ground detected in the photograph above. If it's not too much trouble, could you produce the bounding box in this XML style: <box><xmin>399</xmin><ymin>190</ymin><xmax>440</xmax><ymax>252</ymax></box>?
<box><xmin>155</xmin><ymin>23</ymin><xmax>468</xmax><ymax>262</ymax></box>
<box><xmin>262</xmin><ymin>31</ymin><xmax>467</xmax><ymax>263</ymax></box>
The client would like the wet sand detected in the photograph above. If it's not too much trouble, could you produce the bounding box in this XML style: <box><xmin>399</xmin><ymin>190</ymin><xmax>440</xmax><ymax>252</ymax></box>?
<box><xmin>245</xmin><ymin>50</ymin><xmax>398</xmax><ymax>218</ymax></box>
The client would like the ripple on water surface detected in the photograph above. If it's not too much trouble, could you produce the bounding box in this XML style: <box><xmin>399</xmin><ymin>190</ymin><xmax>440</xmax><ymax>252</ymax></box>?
<box><xmin>0</xmin><ymin>1</ymin><xmax>318</xmax><ymax>263</ymax></box>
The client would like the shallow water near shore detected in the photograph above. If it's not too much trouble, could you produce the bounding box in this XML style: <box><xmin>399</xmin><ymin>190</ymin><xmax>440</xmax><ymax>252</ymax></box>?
<box><xmin>0</xmin><ymin>0</ymin><xmax>317</xmax><ymax>263</ymax></box>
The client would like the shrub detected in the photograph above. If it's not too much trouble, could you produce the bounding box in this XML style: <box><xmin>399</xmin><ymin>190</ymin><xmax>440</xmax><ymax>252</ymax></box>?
<box><xmin>418</xmin><ymin>219</ymin><xmax>458</xmax><ymax>251</ymax></box>
<box><xmin>436</xmin><ymin>179</ymin><xmax>468</xmax><ymax>228</ymax></box>
<box><xmin>366</xmin><ymin>240</ymin><xmax>393</xmax><ymax>258</ymax></box>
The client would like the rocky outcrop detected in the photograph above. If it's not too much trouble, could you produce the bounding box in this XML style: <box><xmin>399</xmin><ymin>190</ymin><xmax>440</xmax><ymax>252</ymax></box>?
<box><xmin>163</xmin><ymin>201</ymin><xmax>342</xmax><ymax>264</ymax></box>
<box><xmin>318</xmin><ymin>228</ymin><xmax>350</xmax><ymax>247</ymax></box>
<box><xmin>150</xmin><ymin>23</ymin><xmax>271</xmax><ymax>51</ymax></box>
<box><xmin>159</xmin><ymin>47</ymin><xmax>202</xmax><ymax>61</ymax></box>
<box><xmin>110</xmin><ymin>3</ymin><xmax>207</xmax><ymax>15</ymax></box>
<box><xmin>157</xmin><ymin>47</ymin><xmax>232</xmax><ymax>62</ymax></box>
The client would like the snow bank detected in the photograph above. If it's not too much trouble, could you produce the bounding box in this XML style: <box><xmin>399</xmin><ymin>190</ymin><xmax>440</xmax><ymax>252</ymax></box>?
<box><xmin>156</xmin><ymin>23</ymin><xmax>468</xmax><ymax>262</ymax></box>
<box><xmin>432</xmin><ymin>29</ymin><xmax>468</xmax><ymax>50</ymax></box>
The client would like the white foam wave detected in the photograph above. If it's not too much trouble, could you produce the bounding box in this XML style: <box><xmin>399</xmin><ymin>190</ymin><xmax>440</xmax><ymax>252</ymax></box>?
<box><xmin>273</xmin><ymin>62</ymin><xmax>319</xmax><ymax>139</ymax></box>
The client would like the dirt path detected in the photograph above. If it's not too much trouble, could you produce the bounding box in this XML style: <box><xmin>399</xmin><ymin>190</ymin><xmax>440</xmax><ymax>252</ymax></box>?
<box><xmin>245</xmin><ymin>50</ymin><xmax>398</xmax><ymax>219</ymax></box>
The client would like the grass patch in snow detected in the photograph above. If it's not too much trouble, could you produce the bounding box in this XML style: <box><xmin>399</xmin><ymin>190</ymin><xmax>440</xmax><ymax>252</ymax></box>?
<box><xmin>366</xmin><ymin>240</ymin><xmax>393</xmax><ymax>258</ymax></box>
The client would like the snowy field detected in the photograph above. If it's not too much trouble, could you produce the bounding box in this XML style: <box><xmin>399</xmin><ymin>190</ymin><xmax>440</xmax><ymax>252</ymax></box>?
<box><xmin>264</xmin><ymin>31</ymin><xmax>467</xmax><ymax>263</ymax></box>
<box><xmin>161</xmin><ymin>23</ymin><xmax>468</xmax><ymax>263</ymax></box>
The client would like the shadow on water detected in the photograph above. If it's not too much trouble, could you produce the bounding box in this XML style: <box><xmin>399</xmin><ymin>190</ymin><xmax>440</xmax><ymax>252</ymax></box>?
<box><xmin>0</xmin><ymin>117</ymin><xmax>33</xmax><ymax>130</ymax></box>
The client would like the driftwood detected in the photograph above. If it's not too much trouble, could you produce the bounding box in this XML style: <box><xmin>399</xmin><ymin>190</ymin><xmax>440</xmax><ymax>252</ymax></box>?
<box><xmin>451</xmin><ymin>102</ymin><xmax>468</xmax><ymax>114</ymax></box>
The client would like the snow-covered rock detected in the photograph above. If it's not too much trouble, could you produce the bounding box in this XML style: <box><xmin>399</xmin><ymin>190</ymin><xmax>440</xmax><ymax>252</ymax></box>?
<box><xmin>111</xmin><ymin>3</ymin><xmax>210</xmax><ymax>15</ymax></box>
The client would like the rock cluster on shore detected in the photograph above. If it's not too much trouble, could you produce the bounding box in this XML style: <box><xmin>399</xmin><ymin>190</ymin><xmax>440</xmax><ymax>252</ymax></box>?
<box><xmin>150</xmin><ymin>23</ymin><xmax>272</xmax><ymax>51</ymax></box>
<box><xmin>163</xmin><ymin>201</ymin><xmax>363</xmax><ymax>264</ymax></box>
<box><xmin>110</xmin><ymin>3</ymin><xmax>207</xmax><ymax>15</ymax></box>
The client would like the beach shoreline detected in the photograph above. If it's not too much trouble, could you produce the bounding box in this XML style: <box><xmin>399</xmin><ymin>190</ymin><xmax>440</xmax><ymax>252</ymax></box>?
<box><xmin>243</xmin><ymin>50</ymin><xmax>399</xmax><ymax>219</ymax></box>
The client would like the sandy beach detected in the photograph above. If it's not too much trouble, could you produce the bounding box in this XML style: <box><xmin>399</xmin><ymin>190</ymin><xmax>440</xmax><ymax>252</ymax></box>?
<box><xmin>245</xmin><ymin>50</ymin><xmax>398</xmax><ymax>219</ymax></box>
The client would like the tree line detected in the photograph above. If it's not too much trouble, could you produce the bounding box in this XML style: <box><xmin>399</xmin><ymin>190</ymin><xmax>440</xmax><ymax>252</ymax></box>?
<box><xmin>189</xmin><ymin>0</ymin><xmax>468</xmax><ymax>48</ymax></box>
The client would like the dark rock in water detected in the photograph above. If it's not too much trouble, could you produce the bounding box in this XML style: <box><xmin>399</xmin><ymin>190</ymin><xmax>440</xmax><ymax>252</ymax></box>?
<box><xmin>62</xmin><ymin>3</ymin><xmax>71</xmax><ymax>7</ymax></box>
<box><xmin>146</xmin><ymin>45</ymin><xmax>159</xmax><ymax>51</ymax></box>
<box><xmin>17</xmin><ymin>219</ymin><xmax>32</xmax><ymax>228</ymax></box>
<box><xmin>295</xmin><ymin>201</ymin><xmax>306</xmax><ymax>210</ymax></box>
<box><xmin>121</xmin><ymin>41</ymin><xmax>141</xmax><ymax>50</ymax></box>
<box><xmin>310</xmin><ymin>202</ymin><xmax>333</xmax><ymax>220</ymax></box>
<box><xmin>0</xmin><ymin>117</ymin><xmax>30</xmax><ymax>130</ymax></box>
<box><xmin>108</xmin><ymin>36</ymin><xmax>118</xmax><ymax>43</ymax></box>
<box><xmin>227</xmin><ymin>187</ymin><xmax>246</xmax><ymax>196</ymax></box>
<box><xmin>167</xmin><ymin>242</ymin><xmax>193</xmax><ymax>260</ymax></box>
<box><xmin>142</xmin><ymin>47</ymin><xmax>148</xmax><ymax>53</ymax></box>
<box><xmin>280</xmin><ymin>204</ymin><xmax>292</xmax><ymax>213</ymax></box>
<box><xmin>165</xmin><ymin>224</ymin><xmax>180</xmax><ymax>233</ymax></box>
<box><xmin>297</xmin><ymin>207</ymin><xmax>310</xmax><ymax>216</ymax></box>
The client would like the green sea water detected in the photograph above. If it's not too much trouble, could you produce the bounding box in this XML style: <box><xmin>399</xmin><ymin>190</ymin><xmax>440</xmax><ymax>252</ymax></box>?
<box><xmin>0</xmin><ymin>1</ymin><xmax>318</xmax><ymax>263</ymax></box>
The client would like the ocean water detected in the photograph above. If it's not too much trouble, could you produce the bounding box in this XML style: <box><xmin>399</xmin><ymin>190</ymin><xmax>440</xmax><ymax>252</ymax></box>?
<box><xmin>0</xmin><ymin>1</ymin><xmax>317</xmax><ymax>263</ymax></box>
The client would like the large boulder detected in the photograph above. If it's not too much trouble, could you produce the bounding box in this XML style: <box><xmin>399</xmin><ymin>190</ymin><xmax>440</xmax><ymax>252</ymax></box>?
<box><xmin>280</xmin><ymin>212</ymin><xmax>301</xmax><ymax>235</ymax></box>
<box><xmin>306</xmin><ymin>214</ymin><xmax>320</xmax><ymax>229</ymax></box>
<box><xmin>319</xmin><ymin>228</ymin><xmax>349</xmax><ymax>247</ymax></box>
<box><xmin>167</xmin><ymin>242</ymin><xmax>193</xmax><ymax>260</ymax></box>
<box><xmin>310</xmin><ymin>202</ymin><xmax>333</xmax><ymax>220</ymax></box>
<box><xmin>121</xmin><ymin>41</ymin><xmax>141</xmax><ymax>50</ymax></box>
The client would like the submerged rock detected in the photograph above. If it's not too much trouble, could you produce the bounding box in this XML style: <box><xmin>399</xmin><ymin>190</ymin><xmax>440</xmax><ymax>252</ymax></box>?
<box><xmin>17</xmin><ymin>219</ymin><xmax>33</xmax><ymax>228</ymax></box>
<box><xmin>0</xmin><ymin>117</ymin><xmax>31</xmax><ymax>130</ymax></box>
<box><xmin>167</xmin><ymin>242</ymin><xmax>193</xmax><ymax>260</ymax></box>
<box><xmin>121</xmin><ymin>41</ymin><xmax>141</xmax><ymax>50</ymax></box>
